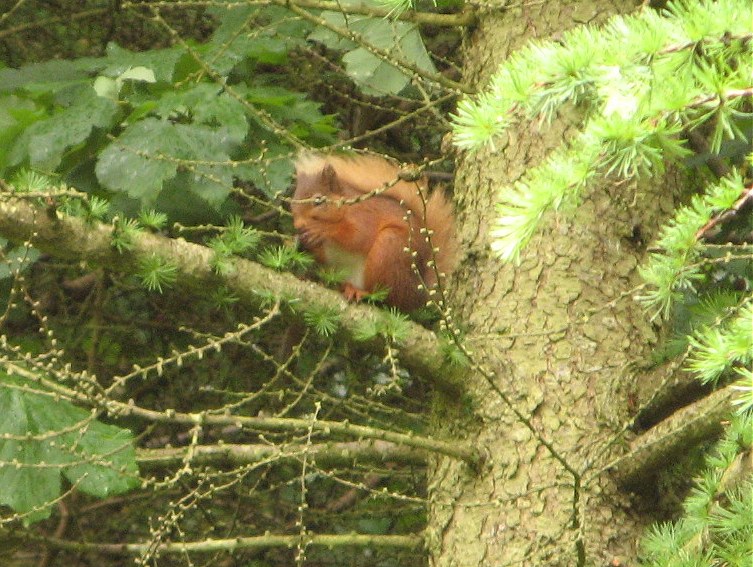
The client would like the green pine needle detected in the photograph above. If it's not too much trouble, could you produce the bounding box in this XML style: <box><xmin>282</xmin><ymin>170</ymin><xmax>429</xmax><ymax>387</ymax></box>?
<box><xmin>223</xmin><ymin>216</ymin><xmax>260</xmax><ymax>254</ymax></box>
<box><xmin>138</xmin><ymin>209</ymin><xmax>168</xmax><ymax>231</ymax></box>
<box><xmin>258</xmin><ymin>245</ymin><xmax>313</xmax><ymax>271</ymax></box>
<box><xmin>11</xmin><ymin>170</ymin><xmax>52</xmax><ymax>193</ymax></box>
<box><xmin>111</xmin><ymin>217</ymin><xmax>141</xmax><ymax>253</ymax></box>
<box><xmin>138</xmin><ymin>254</ymin><xmax>178</xmax><ymax>293</ymax></box>
<box><xmin>303</xmin><ymin>305</ymin><xmax>340</xmax><ymax>337</ymax></box>
<box><xmin>84</xmin><ymin>196</ymin><xmax>111</xmax><ymax>223</ymax></box>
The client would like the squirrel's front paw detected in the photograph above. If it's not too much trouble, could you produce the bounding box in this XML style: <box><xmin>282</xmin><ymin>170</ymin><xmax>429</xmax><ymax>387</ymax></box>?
<box><xmin>342</xmin><ymin>283</ymin><xmax>368</xmax><ymax>302</ymax></box>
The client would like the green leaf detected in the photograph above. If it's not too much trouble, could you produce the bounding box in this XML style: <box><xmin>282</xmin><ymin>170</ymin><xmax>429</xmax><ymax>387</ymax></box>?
<box><xmin>153</xmin><ymin>84</ymin><xmax>249</xmax><ymax>147</ymax></box>
<box><xmin>0</xmin><ymin>370</ymin><xmax>139</xmax><ymax>524</ymax></box>
<box><xmin>93</xmin><ymin>76</ymin><xmax>119</xmax><ymax>100</ymax></box>
<box><xmin>204</xmin><ymin>6</ymin><xmax>308</xmax><ymax>73</ymax></box>
<box><xmin>118</xmin><ymin>66</ymin><xmax>157</xmax><ymax>84</ymax></box>
<box><xmin>0</xmin><ymin>95</ymin><xmax>45</xmax><ymax>172</ymax></box>
<box><xmin>96</xmin><ymin>118</ymin><xmax>234</xmax><ymax>208</ymax></box>
<box><xmin>0</xmin><ymin>57</ymin><xmax>104</xmax><ymax>95</ymax></box>
<box><xmin>95</xmin><ymin>66</ymin><xmax>157</xmax><ymax>100</ymax></box>
<box><xmin>95</xmin><ymin>119</ymin><xmax>178</xmax><ymax>201</ymax></box>
<box><xmin>309</xmin><ymin>11</ymin><xmax>436</xmax><ymax>96</ymax></box>
<box><xmin>240</xmin><ymin>86</ymin><xmax>337</xmax><ymax>144</ymax></box>
<box><xmin>101</xmin><ymin>44</ymin><xmax>188</xmax><ymax>84</ymax></box>
<box><xmin>8</xmin><ymin>88</ymin><xmax>120</xmax><ymax>171</ymax></box>
<box><xmin>0</xmin><ymin>244</ymin><xmax>40</xmax><ymax>281</ymax></box>
<box><xmin>0</xmin><ymin>242</ymin><xmax>40</xmax><ymax>280</ymax></box>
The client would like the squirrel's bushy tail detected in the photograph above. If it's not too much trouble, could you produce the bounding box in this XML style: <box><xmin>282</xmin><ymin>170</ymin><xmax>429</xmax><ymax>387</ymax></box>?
<box><xmin>424</xmin><ymin>188</ymin><xmax>457</xmax><ymax>285</ymax></box>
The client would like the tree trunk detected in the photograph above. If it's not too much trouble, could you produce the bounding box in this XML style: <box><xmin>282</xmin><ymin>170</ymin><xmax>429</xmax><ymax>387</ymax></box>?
<box><xmin>427</xmin><ymin>1</ymin><xmax>670</xmax><ymax>564</ymax></box>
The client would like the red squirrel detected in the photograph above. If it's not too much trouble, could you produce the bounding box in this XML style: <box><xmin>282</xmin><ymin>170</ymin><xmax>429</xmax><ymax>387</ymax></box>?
<box><xmin>291</xmin><ymin>153</ymin><xmax>456</xmax><ymax>312</ymax></box>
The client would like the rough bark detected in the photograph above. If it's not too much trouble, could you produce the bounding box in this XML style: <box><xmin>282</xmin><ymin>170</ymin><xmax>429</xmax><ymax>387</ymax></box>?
<box><xmin>426</xmin><ymin>1</ymin><xmax>671</xmax><ymax>565</ymax></box>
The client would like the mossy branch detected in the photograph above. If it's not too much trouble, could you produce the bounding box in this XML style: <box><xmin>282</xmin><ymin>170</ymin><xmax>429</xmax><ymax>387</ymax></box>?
<box><xmin>6</xmin><ymin>360</ymin><xmax>477</xmax><ymax>464</ymax></box>
<box><xmin>608</xmin><ymin>385</ymin><xmax>736</xmax><ymax>487</ymax></box>
<box><xmin>0</xmin><ymin>193</ymin><xmax>465</xmax><ymax>388</ymax></box>
<box><xmin>137</xmin><ymin>439</ymin><xmax>426</xmax><ymax>471</ymax></box>
<box><xmin>125</xmin><ymin>0</ymin><xmax>476</xmax><ymax>27</ymax></box>
<box><xmin>18</xmin><ymin>532</ymin><xmax>424</xmax><ymax>556</ymax></box>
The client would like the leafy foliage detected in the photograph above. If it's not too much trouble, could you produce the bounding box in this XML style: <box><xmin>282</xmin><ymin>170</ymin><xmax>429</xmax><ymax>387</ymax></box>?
<box><xmin>0</xmin><ymin>369</ymin><xmax>139</xmax><ymax>524</ymax></box>
<box><xmin>636</xmin><ymin>171</ymin><xmax>748</xmax><ymax>319</ymax></box>
<box><xmin>309</xmin><ymin>0</ymin><xmax>437</xmax><ymax>96</ymax></box>
<box><xmin>353</xmin><ymin>309</ymin><xmax>411</xmax><ymax>343</ymax></box>
<box><xmin>0</xmin><ymin>17</ymin><xmax>336</xmax><ymax>221</ymax></box>
<box><xmin>110</xmin><ymin>217</ymin><xmax>142</xmax><ymax>253</ymax></box>
<box><xmin>0</xmin><ymin>239</ymin><xmax>40</xmax><ymax>281</ymax></box>
<box><xmin>14</xmin><ymin>0</ymin><xmax>753</xmax><ymax>564</ymax></box>
<box><xmin>303</xmin><ymin>305</ymin><xmax>341</xmax><ymax>336</ymax></box>
<box><xmin>685</xmin><ymin>302</ymin><xmax>753</xmax><ymax>386</ymax></box>
<box><xmin>0</xmin><ymin>0</ymin><xmax>448</xmax><ymax>562</ymax></box>
<box><xmin>257</xmin><ymin>245</ymin><xmax>314</xmax><ymax>271</ymax></box>
<box><xmin>138</xmin><ymin>208</ymin><xmax>168</xmax><ymax>231</ymax></box>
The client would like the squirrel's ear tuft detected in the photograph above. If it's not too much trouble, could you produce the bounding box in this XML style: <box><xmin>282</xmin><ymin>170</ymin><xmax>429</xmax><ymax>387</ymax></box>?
<box><xmin>321</xmin><ymin>163</ymin><xmax>340</xmax><ymax>193</ymax></box>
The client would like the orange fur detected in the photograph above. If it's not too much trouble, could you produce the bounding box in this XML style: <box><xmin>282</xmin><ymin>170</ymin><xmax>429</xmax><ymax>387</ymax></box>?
<box><xmin>291</xmin><ymin>153</ymin><xmax>456</xmax><ymax>312</ymax></box>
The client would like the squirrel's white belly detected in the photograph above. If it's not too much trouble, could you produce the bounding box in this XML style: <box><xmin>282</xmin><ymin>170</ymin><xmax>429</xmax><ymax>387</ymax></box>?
<box><xmin>322</xmin><ymin>243</ymin><xmax>367</xmax><ymax>289</ymax></box>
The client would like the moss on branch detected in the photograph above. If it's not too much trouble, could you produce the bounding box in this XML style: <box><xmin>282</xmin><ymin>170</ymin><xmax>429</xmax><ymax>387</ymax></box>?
<box><xmin>0</xmin><ymin>195</ymin><xmax>465</xmax><ymax>392</ymax></box>
<box><xmin>137</xmin><ymin>439</ymin><xmax>426</xmax><ymax>471</ymax></box>
<box><xmin>609</xmin><ymin>385</ymin><xmax>736</xmax><ymax>487</ymax></box>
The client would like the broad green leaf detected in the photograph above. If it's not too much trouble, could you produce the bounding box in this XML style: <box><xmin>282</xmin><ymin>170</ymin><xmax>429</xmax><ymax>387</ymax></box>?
<box><xmin>342</xmin><ymin>43</ymin><xmax>408</xmax><ymax>96</ymax></box>
<box><xmin>205</xmin><ymin>6</ymin><xmax>308</xmax><ymax>73</ymax></box>
<box><xmin>0</xmin><ymin>370</ymin><xmax>139</xmax><ymax>524</ymax></box>
<box><xmin>7</xmin><ymin>88</ymin><xmax>120</xmax><ymax>171</ymax></box>
<box><xmin>118</xmin><ymin>66</ymin><xmax>156</xmax><ymax>84</ymax></box>
<box><xmin>0</xmin><ymin>95</ymin><xmax>45</xmax><ymax>172</ymax></box>
<box><xmin>153</xmin><ymin>84</ymin><xmax>249</xmax><ymax>147</ymax></box>
<box><xmin>95</xmin><ymin>66</ymin><xmax>158</xmax><ymax>100</ymax></box>
<box><xmin>0</xmin><ymin>242</ymin><xmax>40</xmax><ymax>280</ymax></box>
<box><xmin>176</xmin><ymin>128</ymin><xmax>235</xmax><ymax>206</ymax></box>
<box><xmin>233</xmin><ymin>142</ymin><xmax>295</xmax><ymax>198</ymax></box>
<box><xmin>96</xmin><ymin>118</ymin><xmax>234</xmax><ymax>208</ymax></box>
<box><xmin>241</xmin><ymin>86</ymin><xmax>337</xmax><ymax>141</ymax></box>
<box><xmin>308</xmin><ymin>13</ymin><xmax>358</xmax><ymax>50</ymax></box>
<box><xmin>96</xmin><ymin>118</ymin><xmax>179</xmax><ymax>201</ymax></box>
<box><xmin>101</xmin><ymin>44</ymin><xmax>188</xmax><ymax>84</ymax></box>
<box><xmin>0</xmin><ymin>57</ymin><xmax>105</xmax><ymax>95</ymax></box>
<box><xmin>244</xmin><ymin>85</ymin><xmax>303</xmax><ymax>107</ymax></box>
<box><xmin>308</xmin><ymin>13</ymin><xmax>436</xmax><ymax>95</ymax></box>
<box><xmin>93</xmin><ymin>76</ymin><xmax>119</xmax><ymax>100</ymax></box>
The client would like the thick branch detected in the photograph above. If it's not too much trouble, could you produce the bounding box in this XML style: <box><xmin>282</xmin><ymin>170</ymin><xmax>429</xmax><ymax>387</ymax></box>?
<box><xmin>283</xmin><ymin>0</ymin><xmax>477</xmax><ymax>26</ymax></box>
<box><xmin>113</xmin><ymin>398</ymin><xmax>476</xmax><ymax>464</ymax></box>
<box><xmin>610</xmin><ymin>385</ymin><xmax>736</xmax><ymax>487</ymax></box>
<box><xmin>0</xmin><ymin>195</ymin><xmax>464</xmax><ymax>392</ymax></box>
<box><xmin>137</xmin><ymin>440</ymin><xmax>426</xmax><ymax>471</ymax></box>
<box><xmin>7</xmin><ymin>352</ymin><xmax>478</xmax><ymax>466</ymax></box>
<box><xmin>123</xmin><ymin>0</ymin><xmax>476</xmax><ymax>27</ymax></box>
<box><xmin>21</xmin><ymin>532</ymin><xmax>423</xmax><ymax>555</ymax></box>
<box><xmin>633</xmin><ymin>360</ymin><xmax>709</xmax><ymax>429</ymax></box>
